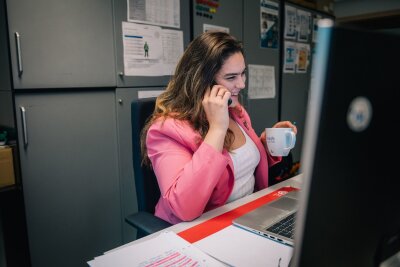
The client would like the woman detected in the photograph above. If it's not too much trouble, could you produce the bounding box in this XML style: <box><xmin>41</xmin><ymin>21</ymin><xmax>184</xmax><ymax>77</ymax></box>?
<box><xmin>141</xmin><ymin>31</ymin><xmax>297</xmax><ymax>224</ymax></box>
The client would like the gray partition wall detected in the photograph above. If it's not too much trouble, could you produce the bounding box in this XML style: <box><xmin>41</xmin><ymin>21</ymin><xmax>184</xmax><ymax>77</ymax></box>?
<box><xmin>280</xmin><ymin>3</ymin><xmax>333</xmax><ymax>162</ymax></box>
<box><xmin>192</xmin><ymin>0</ymin><xmax>243</xmax><ymax>40</ymax></box>
<box><xmin>244</xmin><ymin>0</ymin><xmax>280</xmax><ymax>135</ymax></box>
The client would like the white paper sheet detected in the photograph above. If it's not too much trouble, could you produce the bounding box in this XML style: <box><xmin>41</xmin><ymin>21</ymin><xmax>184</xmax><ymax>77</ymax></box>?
<box><xmin>127</xmin><ymin>0</ymin><xmax>180</xmax><ymax>28</ymax></box>
<box><xmin>248</xmin><ymin>64</ymin><xmax>276</xmax><ymax>99</ymax></box>
<box><xmin>161</xmin><ymin>29</ymin><xmax>184</xmax><ymax>75</ymax></box>
<box><xmin>138</xmin><ymin>90</ymin><xmax>164</xmax><ymax>99</ymax></box>
<box><xmin>203</xmin><ymin>24</ymin><xmax>230</xmax><ymax>33</ymax></box>
<box><xmin>92</xmin><ymin>231</ymin><xmax>226</xmax><ymax>267</ymax></box>
<box><xmin>194</xmin><ymin>225</ymin><xmax>293</xmax><ymax>267</ymax></box>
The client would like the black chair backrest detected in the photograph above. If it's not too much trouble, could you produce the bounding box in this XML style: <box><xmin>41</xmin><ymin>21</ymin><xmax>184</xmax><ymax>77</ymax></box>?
<box><xmin>131</xmin><ymin>97</ymin><xmax>160</xmax><ymax>213</ymax></box>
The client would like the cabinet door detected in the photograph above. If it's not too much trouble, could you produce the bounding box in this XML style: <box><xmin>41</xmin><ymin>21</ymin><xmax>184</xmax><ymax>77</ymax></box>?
<box><xmin>6</xmin><ymin>0</ymin><xmax>116</xmax><ymax>89</ymax></box>
<box><xmin>0</xmin><ymin>0</ymin><xmax>11</xmax><ymax>91</ymax></box>
<box><xmin>15</xmin><ymin>91</ymin><xmax>122</xmax><ymax>267</ymax></box>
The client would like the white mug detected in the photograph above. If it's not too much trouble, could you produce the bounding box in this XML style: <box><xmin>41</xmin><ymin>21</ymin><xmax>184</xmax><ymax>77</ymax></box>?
<box><xmin>265</xmin><ymin>128</ymin><xmax>296</xmax><ymax>156</ymax></box>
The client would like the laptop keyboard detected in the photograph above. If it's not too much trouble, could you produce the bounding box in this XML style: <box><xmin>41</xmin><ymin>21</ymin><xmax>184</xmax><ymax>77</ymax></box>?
<box><xmin>266</xmin><ymin>212</ymin><xmax>296</xmax><ymax>239</ymax></box>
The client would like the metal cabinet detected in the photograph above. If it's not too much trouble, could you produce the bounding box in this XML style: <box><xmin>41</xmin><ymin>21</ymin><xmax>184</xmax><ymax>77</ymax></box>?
<box><xmin>6</xmin><ymin>0</ymin><xmax>116</xmax><ymax>89</ymax></box>
<box><xmin>0</xmin><ymin>0</ymin><xmax>10</xmax><ymax>91</ymax></box>
<box><xmin>15</xmin><ymin>91</ymin><xmax>122</xmax><ymax>267</ymax></box>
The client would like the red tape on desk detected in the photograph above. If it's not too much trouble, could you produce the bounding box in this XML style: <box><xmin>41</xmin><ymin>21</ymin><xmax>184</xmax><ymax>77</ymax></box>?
<box><xmin>177</xmin><ymin>186</ymin><xmax>298</xmax><ymax>243</ymax></box>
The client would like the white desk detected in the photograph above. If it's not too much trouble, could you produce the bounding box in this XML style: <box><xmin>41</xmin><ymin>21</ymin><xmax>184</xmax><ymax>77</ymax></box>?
<box><xmin>92</xmin><ymin>174</ymin><xmax>303</xmax><ymax>266</ymax></box>
<box><xmin>122</xmin><ymin>174</ymin><xmax>302</xmax><ymax>246</ymax></box>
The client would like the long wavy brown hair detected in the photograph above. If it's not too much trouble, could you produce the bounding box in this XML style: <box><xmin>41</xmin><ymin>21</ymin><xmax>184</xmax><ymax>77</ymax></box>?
<box><xmin>141</xmin><ymin>31</ymin><xmax>245</xmax><ymax>166</ymax></box>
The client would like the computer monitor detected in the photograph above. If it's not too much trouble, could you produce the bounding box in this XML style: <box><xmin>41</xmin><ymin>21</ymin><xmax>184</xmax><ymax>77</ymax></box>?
<box><xmin>291</xmin><ymin>20</ymin><xmax>400</xmax><ymax>267</ymax></box>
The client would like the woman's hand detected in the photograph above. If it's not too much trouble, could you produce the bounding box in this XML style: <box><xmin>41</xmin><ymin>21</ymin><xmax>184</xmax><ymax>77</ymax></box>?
<box><xmin>202</xmin><ymin>85</ymin><xmax>231</xmax><ymax>132</ymax></box>
<box><xmin>272</xmin><ymin>120</ymin><xmax>297</xmax><ymax>134</ymax></box>
<box><xmin>260</xmin><ymin>130</ymin><xmax>267</xmax><ymax>148</ymax></box>
<box><xmin>202</xmin><ymin>85</ymin><xmax>231</xmax><ymax>152</ymax></box>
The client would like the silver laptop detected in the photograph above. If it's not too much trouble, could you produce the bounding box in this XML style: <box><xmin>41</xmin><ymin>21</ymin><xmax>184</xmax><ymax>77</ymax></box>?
<box><xmin>232</xmin><ymin>191</ymin><xmax>299</xmax><ymax>246</ymax></box>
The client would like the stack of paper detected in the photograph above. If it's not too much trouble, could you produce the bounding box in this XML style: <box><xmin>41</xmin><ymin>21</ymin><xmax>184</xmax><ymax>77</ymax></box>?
<box><xmin>87</xmin><ymin>231</ymin><xmax>226</xmax><ymax>267</ymax></box>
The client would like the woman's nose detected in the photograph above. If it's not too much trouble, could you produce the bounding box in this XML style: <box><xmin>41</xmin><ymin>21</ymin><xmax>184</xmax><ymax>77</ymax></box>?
<box><xmin>237</xmin><ymin>76</ymin><xmax>246</xmax><ymax>89</ymax></box>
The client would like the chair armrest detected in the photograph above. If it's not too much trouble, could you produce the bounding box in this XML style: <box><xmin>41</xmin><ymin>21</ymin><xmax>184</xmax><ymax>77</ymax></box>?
<box><xmin>125</xmin><ymin>211</ymin><xmax>172</xmax><ymax>236</ymax></box>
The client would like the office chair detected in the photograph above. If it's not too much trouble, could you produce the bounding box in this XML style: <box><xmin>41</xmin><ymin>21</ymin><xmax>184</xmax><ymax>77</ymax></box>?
<box><xmin>268</xmin><ymin>151</ymin><xmax>298</xmax><ymax>186</ymax></box>
<box><xmin>125</xmin><ymin>97</ymin><xmax>172</xmax><ymax>238</ymax></box>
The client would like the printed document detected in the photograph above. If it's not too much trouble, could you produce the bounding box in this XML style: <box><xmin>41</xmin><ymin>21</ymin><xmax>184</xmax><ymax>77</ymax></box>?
<box><xmin>90</xmin><ymin>231</ymin><xmax>226</xmax><ymax>267</ymax></box>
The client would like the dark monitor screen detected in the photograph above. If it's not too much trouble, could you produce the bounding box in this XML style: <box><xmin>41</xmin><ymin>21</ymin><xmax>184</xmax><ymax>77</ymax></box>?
<box><xmin>291</xmin><ymin>20</ymin><xmax>400</xmax><ymax>267</ymax></box>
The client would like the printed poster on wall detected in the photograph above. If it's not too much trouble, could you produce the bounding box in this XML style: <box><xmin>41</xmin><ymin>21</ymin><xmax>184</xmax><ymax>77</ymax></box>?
<box><xmin>260</xmin><ymin>0</ymin><xmax>279</xmax><ymax>49</ymax></box>
<box><xmin>284</xmin><ymin>5</ymin><xmax>297</xmax><ymax>40</ymax></box>
<box><xmin>297</xmin><ymin>9</ymin><xmax>311</xmax><ymax>42</ymax></box>
<box><xmin>283</xmin><ymin>41</ymin><xmax>296</xmax><ymax>73</ymax></box>
<box><xmin>296</xmin><ymin>43</ymin><xmax>310</xmax><ymax>73</ymax></box>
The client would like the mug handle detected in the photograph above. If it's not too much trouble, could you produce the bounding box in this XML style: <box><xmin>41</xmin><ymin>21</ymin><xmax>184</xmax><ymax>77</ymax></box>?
<box><xmin>284</xmin><ymin>131</ymin><xmax>296</xmax><ymax>149</ymax></box>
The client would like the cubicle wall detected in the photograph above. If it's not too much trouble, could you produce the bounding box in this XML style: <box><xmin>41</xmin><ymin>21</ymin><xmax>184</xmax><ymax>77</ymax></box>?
<box><xmin>280</xmin><ymin>2</ymin><xmax>333</xmax><ymax>162</ymax></box>
<box><xmin>244</xmin><ymin>0</ymin><xmax>280</xmax><ymax>136</ymax></box>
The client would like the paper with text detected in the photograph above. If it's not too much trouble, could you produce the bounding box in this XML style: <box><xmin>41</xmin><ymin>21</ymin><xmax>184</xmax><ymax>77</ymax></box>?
<box><xmin>92</xmin><ymin>231</ymin><xmax>226</xmax><ymax>267</ymax></box>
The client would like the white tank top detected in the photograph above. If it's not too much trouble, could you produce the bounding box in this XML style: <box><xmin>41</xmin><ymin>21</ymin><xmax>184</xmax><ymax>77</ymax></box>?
<box><xmin>227</xmin><ymin>124</ymin><xmax>260</xmax><ymax>203</ymax></box>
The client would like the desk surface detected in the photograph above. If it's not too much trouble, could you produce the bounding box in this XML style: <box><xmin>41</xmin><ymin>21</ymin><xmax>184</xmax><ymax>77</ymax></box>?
<box><xmin>92</xmin><ymin>174</ymin><xmax>304</xmax><ymax>267</ymax></box>
<box><xmin>116</xmin><ymin>173</ymin><xmax>303</xmax><ymax>250</ymax></box>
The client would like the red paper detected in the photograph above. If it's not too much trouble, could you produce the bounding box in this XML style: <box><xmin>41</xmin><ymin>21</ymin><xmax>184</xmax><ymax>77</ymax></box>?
<box><xmin>178</xmin><ymin>186</ymin><xmax>298</xmax><ymax>243</ymax></box>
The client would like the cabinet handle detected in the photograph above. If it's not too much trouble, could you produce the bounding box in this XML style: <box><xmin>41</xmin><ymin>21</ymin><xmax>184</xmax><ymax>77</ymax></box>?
<box><xmin>15</xmin><ymin>32</ymin><xmax>23</xmax><ymax>77</ymax></box>
<box><xmin>20</xmin><ymin>106</ymin><xmax>28</xmax><ymax>147</ymax></box>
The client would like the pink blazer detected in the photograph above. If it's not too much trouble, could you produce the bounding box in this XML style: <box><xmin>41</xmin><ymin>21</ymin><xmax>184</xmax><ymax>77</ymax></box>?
<box><xmin>146</xmin><ymin>105</ymin><xmax>281</xmax><ymax>224</ymax></box>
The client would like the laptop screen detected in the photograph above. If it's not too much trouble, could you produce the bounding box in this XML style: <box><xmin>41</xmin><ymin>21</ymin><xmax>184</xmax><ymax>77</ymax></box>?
<box><xmin>291</xmin><ymin>20</ymin><xmax>400</xmax><ymax>267</ymax></box>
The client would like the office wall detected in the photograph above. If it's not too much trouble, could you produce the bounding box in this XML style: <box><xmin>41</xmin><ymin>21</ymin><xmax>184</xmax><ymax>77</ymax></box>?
<box><xmin>280</xmin><ymin>3</ymin><xmax>333</xmax><ymax>162</ymax></box>
<box><xmin>244</xmin><ymin>0</ymin><xmax>280</xmax><ymax>136</ymax></box>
